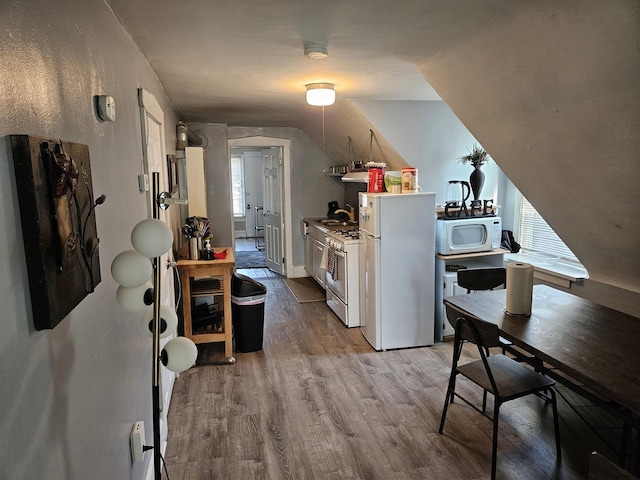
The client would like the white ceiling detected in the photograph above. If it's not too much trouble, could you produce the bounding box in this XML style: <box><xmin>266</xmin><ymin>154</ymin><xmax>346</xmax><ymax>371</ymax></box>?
<box><xmin>107</xmin><ymin>0</ymin><xmax>442</xmax><ymax>125</ymax></box>
<box><xmin>107</xmin><ymin>0</ymin><xmax>640</xmax><ymax>295</ymax></box>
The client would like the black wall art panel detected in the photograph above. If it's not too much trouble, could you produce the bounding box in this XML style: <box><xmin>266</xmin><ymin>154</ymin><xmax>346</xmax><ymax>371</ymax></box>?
<box><xmin>11</xmin><ymin>135</ymin><xmax>103</xmax><ymax>330</ymax></box>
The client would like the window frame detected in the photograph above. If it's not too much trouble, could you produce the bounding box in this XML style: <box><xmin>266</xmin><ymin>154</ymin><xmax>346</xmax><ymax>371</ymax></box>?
<box><xmin>230</xmin><ymin>155</ymin><xmax>246</xmax><ymax>218</ymax></box>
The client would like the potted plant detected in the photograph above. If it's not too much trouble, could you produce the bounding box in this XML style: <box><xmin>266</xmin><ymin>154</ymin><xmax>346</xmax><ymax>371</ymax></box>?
<box><xmin>459</xmin><ymin>144</ymin><xmax>491</xmax><ymax>201</ymax></box>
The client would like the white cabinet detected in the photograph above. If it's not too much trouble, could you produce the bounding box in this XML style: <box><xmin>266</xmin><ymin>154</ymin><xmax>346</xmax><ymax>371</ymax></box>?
<box><xmin>304</xmin><ymin>221</ymin><xmax>327</xmax><ymax>289</ymax></box>
<box><xmin>185</xmin><ymin>147</ymin><xmax>207</xmax><ymax>217</ymax></box>
<box><xmin>305</xmin><ymin>236</ymin><xmax>326</xmax><ymax>288</ymax></box>
<box><xmin>435</xmin><ymin>250</ymin><xmax>506</xmax><ymax>340</ymax></box>
<box><xmin>304</xmin><ymin>233</ymin><xmax>313</xmax><ymax>276</ymax></box>
<box><xmin>312</xmin><ymin>239</ymin><xmax>326</xmax><ymax>288</ymax></box>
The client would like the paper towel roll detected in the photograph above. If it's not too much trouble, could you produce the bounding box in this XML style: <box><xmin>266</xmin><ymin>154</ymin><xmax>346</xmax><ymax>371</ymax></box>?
<box><xmin>506</xmin><ymin>262</ymin><xmax>534</xmax><ymax>316</ymax></box>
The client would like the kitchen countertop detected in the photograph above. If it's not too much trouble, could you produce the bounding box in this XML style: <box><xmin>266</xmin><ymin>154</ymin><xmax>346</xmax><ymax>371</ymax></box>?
<box><xmin>305</xmin><ymin>217</ymin><xmax>357</xmax><ymax>227</ymax></box>
<box><xmin>303</xmin><ymin>217</ymin><xmax>358</xmax><ymax>232</ymax></box>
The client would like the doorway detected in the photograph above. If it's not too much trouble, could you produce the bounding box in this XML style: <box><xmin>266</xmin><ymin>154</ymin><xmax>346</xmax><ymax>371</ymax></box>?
<box><xmin>228</xmin><ymin>137</ymin><xmax>292</xmax><ymax>277</ymax></box>
<box><xmin>231</xmin><ymin>147</ymin><xmax>267</xmax><ymax>270</ymax></box>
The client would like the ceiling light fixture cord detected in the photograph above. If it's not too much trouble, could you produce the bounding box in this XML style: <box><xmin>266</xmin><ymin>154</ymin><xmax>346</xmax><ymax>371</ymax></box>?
<box><xmin>322</xmin><ymin>106</ymin><xmax>325</xmax><ymax>152</ymax></box>
<box><xmin>369</xmin><ymin>129</ymin><xmax>374</xmax><ymax>163</ymax></box>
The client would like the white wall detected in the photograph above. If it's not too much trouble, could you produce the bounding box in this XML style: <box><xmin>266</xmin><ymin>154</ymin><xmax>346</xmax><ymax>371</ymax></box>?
<box><xmin>355</xmin><ymin>100</ymin><xmax>504</xmax><ymax>208</ymax></box>
<box><xmin>0</xmin><ymin>1</ymin><xmax>178</xmax><ymax>478</ymax></box>
<box><xmin>419</xmin><ymin>1</ymin><xmax>640</xmax><ymax>296</ymax></box>
<box><xmin>194</xmin><ymin>105</ymin><xmax>504</xmax><ymax>270</ymax></box>
<box><xmin>189</xmin><ymin>125</ymin><xmax>344</xmax><ymax>268</ymax></box>
<box><xmin>355</xmin><ymin>99</ymin><xmax>640</xmax><ymax>316</ymax></box>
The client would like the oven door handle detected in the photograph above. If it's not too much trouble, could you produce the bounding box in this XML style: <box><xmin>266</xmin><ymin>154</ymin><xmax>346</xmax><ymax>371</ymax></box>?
<box><xmin>332</xmin><ymin>249</ymin><xmax>346</xmax><ymax>258</ymax></box>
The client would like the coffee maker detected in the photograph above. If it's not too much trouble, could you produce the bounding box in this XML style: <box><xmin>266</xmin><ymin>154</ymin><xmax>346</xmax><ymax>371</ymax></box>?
<box><xmin>446</xmin><ymin>180</ymin><xmax>471</xmax><ymax>207</ymax></box>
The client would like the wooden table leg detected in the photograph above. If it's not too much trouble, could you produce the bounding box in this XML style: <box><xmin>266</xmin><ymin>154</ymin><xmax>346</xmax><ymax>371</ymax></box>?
<box><xmin>224</xmin><ymin>266</ymin><xmax>233</xmax><ymax>359</ymax></box>
<box><xmin>180</xmin><ymin>269</ymin><xmax>192</xmax><ymax>341</ymax></box>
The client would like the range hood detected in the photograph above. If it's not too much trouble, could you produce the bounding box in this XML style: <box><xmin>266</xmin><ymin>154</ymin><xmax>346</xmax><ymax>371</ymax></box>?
<box><xmin>341</xmin><ymin>171</ymin><xmax>369</xmax><ymax>183</ymax></box>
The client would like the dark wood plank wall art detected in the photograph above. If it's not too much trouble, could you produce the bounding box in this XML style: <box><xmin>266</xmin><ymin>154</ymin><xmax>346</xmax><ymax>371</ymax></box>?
<box><xmin>11</xmin><ymin>135</ymin><xmax>104</xmax><ymax>330</ymax></box>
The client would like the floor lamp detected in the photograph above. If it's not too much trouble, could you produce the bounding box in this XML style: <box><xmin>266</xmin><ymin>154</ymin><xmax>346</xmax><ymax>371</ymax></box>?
<box><xmin>111</xmin><ymin>172</ymin><xmax>196</xmax><ymax>480</ymax></box>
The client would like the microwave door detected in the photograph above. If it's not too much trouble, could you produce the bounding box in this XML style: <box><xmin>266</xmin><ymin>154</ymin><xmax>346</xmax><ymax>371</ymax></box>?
<box><xmin>452</xmin><ymin>224</ymin><xmax>487</xmax><ymax>248</ymax></box>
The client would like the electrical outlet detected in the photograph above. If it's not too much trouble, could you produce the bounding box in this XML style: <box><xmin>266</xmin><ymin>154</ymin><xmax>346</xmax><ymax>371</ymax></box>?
<box><xmin>130</xmin><ymin>421</ymin><xmax>145</xmax><ymax>463</ymax></box>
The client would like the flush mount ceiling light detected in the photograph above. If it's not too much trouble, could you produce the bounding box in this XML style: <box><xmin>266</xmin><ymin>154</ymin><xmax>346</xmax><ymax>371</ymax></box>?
<box><xmin>306</xmin><ymin>83</ymin><xmax>335</xmax><ymax>106</ymax></box>
<box><xmin>304</xmin><ymin>44</ymin><xmax>329</xmax><ymax>59</ymax></box>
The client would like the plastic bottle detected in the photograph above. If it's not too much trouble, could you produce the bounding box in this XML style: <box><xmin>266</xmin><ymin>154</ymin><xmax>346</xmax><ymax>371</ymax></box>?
<box><xmin>203</xmin><ymin>239</ymin><xmax>213</xmax><ymax>260</ymax></box>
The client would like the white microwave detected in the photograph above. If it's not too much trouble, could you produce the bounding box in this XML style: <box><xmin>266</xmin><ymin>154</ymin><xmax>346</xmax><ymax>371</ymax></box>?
<box><xmin>436</xmin><ymin>216</ymin><xmax>502</xmax><ymax>255</ymax></box>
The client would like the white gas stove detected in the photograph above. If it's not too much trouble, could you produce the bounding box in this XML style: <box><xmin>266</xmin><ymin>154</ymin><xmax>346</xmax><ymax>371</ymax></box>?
<box><xmin>327</xmin><ymin>227</ymin><xmax>360</xmax><ymax>244</ymax></box>
<box><xmin>324</xmin><ymin>227</ymin><xmax>361</xmax><ymax>327</ymax></box>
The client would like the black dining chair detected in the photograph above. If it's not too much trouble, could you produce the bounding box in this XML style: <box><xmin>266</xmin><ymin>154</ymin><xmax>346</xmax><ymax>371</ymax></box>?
<box><xmin>456</xmin><ymin>267</ymin><xmax>528</xmax><ymax>361</ymax></box>
<box><xmin>439</xmin><ymin>304</ymin><xmax>561</xmax><ymax>480</ymax></box>
<box><xmin>456</xmin><ymin>267</ymin><xmax>506</xmax><ymax>293</ymax></box>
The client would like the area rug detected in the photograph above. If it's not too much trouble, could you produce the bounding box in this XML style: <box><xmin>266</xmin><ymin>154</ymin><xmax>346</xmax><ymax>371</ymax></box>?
<box><xmin>235</xmin><ymin>250</ymin><xmax>266</xmax><ymax>269</ymax></box>
<box><xmin>284</xmin><ymin>277</ymin><xmax>325</xmax><ymax>303</ymax></box>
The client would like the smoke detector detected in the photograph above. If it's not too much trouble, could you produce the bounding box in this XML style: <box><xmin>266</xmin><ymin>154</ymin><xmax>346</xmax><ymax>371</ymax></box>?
<box><xmin>304</xmin><ymin>44</ymin><xmax>329</xmax><ymax>60</ymax></box>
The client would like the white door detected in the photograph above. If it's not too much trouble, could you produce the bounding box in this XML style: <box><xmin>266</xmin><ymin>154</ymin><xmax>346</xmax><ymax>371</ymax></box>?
<box><xmin>138</xmin><ymin>89</ymin><xmax>174</xmax><ymax>306</ymax></box>
<box><xmin>262</xmin><ymin>147</ymin><xmax>285</xmax><ymax>275</ymax></box>
<box><xmin>138</xmin><ymin>88</ymin><xmax>175</xmax><ymax>442</ymax></box>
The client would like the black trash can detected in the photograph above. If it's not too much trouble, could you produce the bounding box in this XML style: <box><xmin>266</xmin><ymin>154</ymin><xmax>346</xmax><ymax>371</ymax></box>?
<box><xmin>231</xmin><ymin>273</ymin><xmax>267</xmax><ymax>352</ymax></box>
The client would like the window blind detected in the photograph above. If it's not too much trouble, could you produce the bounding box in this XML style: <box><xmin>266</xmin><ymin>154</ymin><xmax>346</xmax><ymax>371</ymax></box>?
<box><xmin>518</xmin><ymin>196</ymin><xmax>579</xmax><ymax>262</ymax></box>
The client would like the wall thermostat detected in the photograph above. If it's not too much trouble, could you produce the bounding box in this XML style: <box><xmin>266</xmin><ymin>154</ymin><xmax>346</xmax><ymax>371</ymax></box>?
<box><xmin>96</xmin><ymin>95</ymin><xmax>116</xmax><ymax>121</ymax></box>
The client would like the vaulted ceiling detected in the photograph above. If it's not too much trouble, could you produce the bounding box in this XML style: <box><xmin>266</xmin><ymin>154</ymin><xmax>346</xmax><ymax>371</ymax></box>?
<box><xmin>107</xmin><ymin>0</ymin><xmax>640</xmax><ymax>293</ymax></box>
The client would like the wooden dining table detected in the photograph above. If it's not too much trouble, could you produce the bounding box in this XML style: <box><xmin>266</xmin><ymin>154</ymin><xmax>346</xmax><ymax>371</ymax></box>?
<box><xmin>444</xmin><ymin>285</ymin><xmax>640</xmax><ymax>445</ymax></box>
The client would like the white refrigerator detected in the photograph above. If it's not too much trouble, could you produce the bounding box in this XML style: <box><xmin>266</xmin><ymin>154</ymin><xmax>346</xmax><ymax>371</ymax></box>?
<box><xmin>358</xmin><ymin>192</ymin><xmax>436</xmax><ymax>350</ymax></box>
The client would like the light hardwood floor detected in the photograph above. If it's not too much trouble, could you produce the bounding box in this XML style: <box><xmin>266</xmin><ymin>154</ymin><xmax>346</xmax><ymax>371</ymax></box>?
<box><xmin>163</xmin><ymin>276</ymin><xmax>617</xmax><ymax>479</ymax></box>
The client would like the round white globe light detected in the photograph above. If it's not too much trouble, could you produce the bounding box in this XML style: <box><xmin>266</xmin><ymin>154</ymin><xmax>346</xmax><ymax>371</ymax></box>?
<box><xmin>161</xmin><ymin>337</ymin><xmax>198</xmax><ymax>372</ymax></box>
<box><xmin>116</xmin><ymin>282</ymin><xmax>154</xmax><ymax>312</ymax></box>
<box><xmin>110</xmin><ymin>250</ymin><xmax>153</xmax><ymax>287</ymax></box>
<box><xmin>131</xmin><ymin>219</ymin><xmax>173</xmax><ymax>258</ymax></box>
<box><xmin>142</xmin><ymin>305</ymin><xmax>178</xmax><ymax>339</ymax></box>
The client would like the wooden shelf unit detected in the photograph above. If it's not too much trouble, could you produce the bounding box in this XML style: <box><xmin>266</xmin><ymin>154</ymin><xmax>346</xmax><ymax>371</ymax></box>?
<box><xmin>176</xmin><ymin>249</ymin><xmax>236</xmax><ymax>359</ymax></box>
<box><xmin>435</xmin><ymin>248</ymin><xmax>508</xmax><ymax>341</ymax></box>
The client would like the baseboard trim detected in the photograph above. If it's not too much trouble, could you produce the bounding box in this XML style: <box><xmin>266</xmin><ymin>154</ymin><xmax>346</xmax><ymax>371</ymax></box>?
<box><xmin>287</xmin><ymin>264</ymin><xmax>308</xmax><ymax>278</ymax></box>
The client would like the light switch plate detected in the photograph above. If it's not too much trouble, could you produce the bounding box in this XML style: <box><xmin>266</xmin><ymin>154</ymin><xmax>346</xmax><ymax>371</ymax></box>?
<box><xmin>97</xmin><ymin>95</ymin><xmax>116</xmax><ymax>121</ymax></box>
<box><xmin>138</xmin><ymin>173</ymin><xmax>149</xmax><ymax>192</ymax></box>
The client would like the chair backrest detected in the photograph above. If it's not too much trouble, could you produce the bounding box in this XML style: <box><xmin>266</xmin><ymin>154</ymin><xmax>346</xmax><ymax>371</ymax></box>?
<box><xmin>445</xmin><ymin>303</ymin><xmax>501</xmax><ymax>349</ymax></box>
<box><xmin>445</xmin><ymin>303</ymin><xmax>503</xmax><ymax>395</ymax></box>
<box><xmin>457</xmin><ymin>267</ymin><xmax>506</xmax><ymax>293</ymax></box>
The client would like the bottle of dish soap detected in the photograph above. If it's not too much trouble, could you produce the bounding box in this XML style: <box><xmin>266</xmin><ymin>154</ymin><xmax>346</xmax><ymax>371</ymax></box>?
<box><xmin>203</xmin><ymin>239</ymin><xmax>213</xmax><ymax>260</ymax></box>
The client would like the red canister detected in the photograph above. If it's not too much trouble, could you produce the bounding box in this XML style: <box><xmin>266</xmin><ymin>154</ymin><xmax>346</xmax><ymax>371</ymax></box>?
<box><xmin>368</xmin><ymin>164</ymin><xmax>386</xmax><ymax>193</ymax></box>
